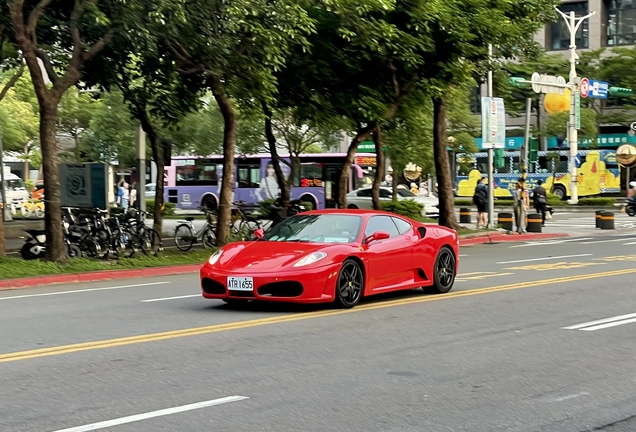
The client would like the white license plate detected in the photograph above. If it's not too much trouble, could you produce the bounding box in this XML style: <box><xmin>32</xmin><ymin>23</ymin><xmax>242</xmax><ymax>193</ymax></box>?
<box><xmin>227</xmin><ymin>277</ymin><xmax>254</xmax><ymax>291</ymax></box>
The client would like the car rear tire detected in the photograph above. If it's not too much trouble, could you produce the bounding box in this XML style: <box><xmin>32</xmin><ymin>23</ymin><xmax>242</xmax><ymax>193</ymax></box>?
<box><xmin>426</xmin><ymin>246</ymin><xmax>456</xmax><ymax>294</ymax></box>
<box><xmin>334</xmin><ymin>259</ymin><xmax>364</xmax><ymax>308</ymax></box>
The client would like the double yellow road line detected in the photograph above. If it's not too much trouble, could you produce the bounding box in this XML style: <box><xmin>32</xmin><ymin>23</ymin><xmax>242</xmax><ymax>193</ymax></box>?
<box><xmin>2</xmin><ymin>268</ymin><xmax>635</xmax><ymax>364</ymax></box>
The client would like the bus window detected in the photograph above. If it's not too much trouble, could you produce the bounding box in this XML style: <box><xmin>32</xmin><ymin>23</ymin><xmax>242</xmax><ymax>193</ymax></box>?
<box><xmin>176</xmin><ymin>159</ymin><xmax>219</xmax><ymax>186</ymax></box>
<box><xmin>476</xmin><ymin>157</ymin><xmax>488</xmax><ymax>173</ymax></box>
<box><xmin>238</xmin><ymin>164</ymin><xmax>260</xmax><ymax>188</ymax></box>
<box><xmin>299</xmin><ymin>162</ymin><xmax>323</xmax><ymax>187</ymax></box>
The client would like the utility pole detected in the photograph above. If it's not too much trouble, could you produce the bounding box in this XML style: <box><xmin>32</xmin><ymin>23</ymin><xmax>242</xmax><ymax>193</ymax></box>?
<box><xmin>136</xmin><ymin>124</ymin><xmax>146</xmax><ymax>212</ymax></box>
<box><xmin>487</xmin><ymin>44</ymin><xmax>495</xmax><ymax>228</ymax></box>
<box><xmin>555</xmin><ymin>7</ymin><xmax>595</xmax><ymax>205</ymax></box>
<box><xmin>0</xmin><ymin>125</ymin><xmax>12</xmax><ymax>222</ymax></box>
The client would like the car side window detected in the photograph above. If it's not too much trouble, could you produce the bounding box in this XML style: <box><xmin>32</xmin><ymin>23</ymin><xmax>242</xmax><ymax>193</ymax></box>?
<box><xmin>364</xmin><ymin>216</ymin><xmax>400</xmax><ymax>239</ymax></box>
<box><xmin>379</xmin><ymin>189</ymin><xmax>392</xmax><ymax>198</ymax></box>
<box><xmin>391</xmin><ymin>217</ymin><xmax>412</xmax><ymax>235</ymax></box>
<box><xmin>356</xmin><ymin>189</ymin><xmax>372</xmax><ymax>197</ymax></box>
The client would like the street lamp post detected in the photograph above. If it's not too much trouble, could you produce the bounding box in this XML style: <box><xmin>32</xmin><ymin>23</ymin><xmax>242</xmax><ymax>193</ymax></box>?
<box><xmin>555</xmin><ymin>7</ymin><xmax>595</xmax><ymax>204</ymax></box>
<box><xmin>487</xmin><ymin>44</ymin><xmax>495</xmax><ymax>228</ymax></box>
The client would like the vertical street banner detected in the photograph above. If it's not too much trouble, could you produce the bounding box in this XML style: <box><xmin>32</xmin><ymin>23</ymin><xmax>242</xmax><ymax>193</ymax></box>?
<box><xmin>60</xmin><ymin>163</ymin><xmax>108</xmax><ymax>208</ymax></box>
<box><xmin>481</xmin><ymin>97</ymin><xmax>506</xmax><ymax>149</ymax></box>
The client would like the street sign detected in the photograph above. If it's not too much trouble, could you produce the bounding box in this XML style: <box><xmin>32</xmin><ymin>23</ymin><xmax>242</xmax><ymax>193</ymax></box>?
<box><xmin>59</xmin><ymin>163</ymin><xmax>108</xmax><ymax>208</ymax></box>
<box><xmin>630</xmin><ymin>122</ymin><xmax>636</xmax><ymax>132</ymax></box>
<box><xmin>588</xmin><ymin>79</ymin><xmax>609</xmax><ymax>99</ymax></box>
<box><xmin>579</xmin><ymin>77</ymin><xmax>590</xmax><ymax>98</ymax></box>
<box><xmin>481</xmin><ymin>97</ymin><xmax>506</xmax><ymax>149</ymax></box>
<box><xmin>575</xmin><ymin>92</ymin><xmax>581</xmax><ymax>130</ymax></box>
<box><xmin>531</xmin><ymin>72</ymin><xmax>567</xmax><ymax>95</ymax></box>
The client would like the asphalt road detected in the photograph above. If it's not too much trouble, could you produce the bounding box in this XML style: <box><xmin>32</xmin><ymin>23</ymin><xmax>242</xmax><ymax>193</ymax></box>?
<box><xmin>1</xmin><ymin>233</ymin><xmax>636</xmax><ymax>431</ymax></box>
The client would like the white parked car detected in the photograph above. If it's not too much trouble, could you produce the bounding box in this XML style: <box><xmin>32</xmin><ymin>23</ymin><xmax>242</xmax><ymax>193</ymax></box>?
<box><xmin>145</xmin><ymin>183</ymin><xmax>156</xmax><ymax>199</ymax></box>
<box><xmin>346</xmin><ymin>186</ymin><xmax>439</xmax><ymax>218</ymax></box>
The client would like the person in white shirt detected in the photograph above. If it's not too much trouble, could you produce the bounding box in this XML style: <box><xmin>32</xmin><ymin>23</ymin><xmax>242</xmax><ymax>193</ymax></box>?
<box><xmin>255</xmin><ymin>163</ymin><xmax>280</xmax><ymax>202</ymax></box>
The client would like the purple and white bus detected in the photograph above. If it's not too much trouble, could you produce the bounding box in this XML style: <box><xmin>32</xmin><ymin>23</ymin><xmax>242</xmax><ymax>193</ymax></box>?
<box><xmin>164</xmin><ymin>153</ymin><xmax>378</xmax><ymax>211</ymax></box>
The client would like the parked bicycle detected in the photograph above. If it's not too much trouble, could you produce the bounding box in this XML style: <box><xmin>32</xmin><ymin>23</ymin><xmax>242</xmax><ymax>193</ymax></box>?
<box><xmin>173</xmin><ymin>209</ymin><xmax>218</xmax><ymax>252</ymax></box>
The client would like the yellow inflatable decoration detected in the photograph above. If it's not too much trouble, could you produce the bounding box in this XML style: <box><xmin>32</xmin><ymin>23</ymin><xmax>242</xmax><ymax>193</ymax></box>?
<box><xmin>456</xmin><ymin>151</ymin><xmax>621</xmax><ymax>198</ymax></box>
<box><xmin>544</xmin><ymin>90</ymin><xmax>571</xmax><ymax>115</ymax></box>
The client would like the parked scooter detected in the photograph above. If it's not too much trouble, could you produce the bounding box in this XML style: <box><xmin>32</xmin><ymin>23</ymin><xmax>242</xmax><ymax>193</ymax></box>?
<box><xmin>268</xmin><ymin>197</ymin><xmax>307</xmax><ymax>229</ymax></box>
<box><xmin>20</xmin><ymin>228</ymin><xmax>82</xmax><ymax>260</ymax></box>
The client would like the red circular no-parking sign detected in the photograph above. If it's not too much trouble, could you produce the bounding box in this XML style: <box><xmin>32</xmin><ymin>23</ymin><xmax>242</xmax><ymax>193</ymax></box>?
<box><xmin>580</xmin><ymin>77</ymin><xmax>590</xmax><ymax>98</ymax></box>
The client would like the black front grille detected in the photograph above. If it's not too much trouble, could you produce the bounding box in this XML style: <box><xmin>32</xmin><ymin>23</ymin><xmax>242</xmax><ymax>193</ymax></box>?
<box><xmin>257</xmin><ymin>281</ymin><xmax>303</xmax><ymax>297</ymax></box>
<box><xmin>201</xmin><ymin>278</ymin><xmax>226</xmax><ymax>295</ymax></box>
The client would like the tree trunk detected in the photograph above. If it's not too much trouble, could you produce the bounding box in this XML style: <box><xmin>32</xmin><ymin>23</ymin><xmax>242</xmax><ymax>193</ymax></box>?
<box><xmin>40</xmin><ymin>102</ymin><xmax>68</xmax><ymax>262</ymax></box>
<box><xmin>371</xmin><ymin>126</ymin><xmax>385</xmax><ymax>210</ymax></box>
<box><xmin>23</xmin><ymin>143</ymin><xmax>29</xmax><ymax>183</ymax></box>
<box><xmin>338</xmin><ymin>124</ymin><xmax>376</xmax><ymax>208</ymax></box>
<box><xmin>432</xmin><ymin>97</ymin><xmax>460</xmax><ymax>231</ymax></box>
<box><xmin>289</xmin><ymin>155</ymin><xmax>300</xmax><ymax>199</ymax></box>
<box><xmin>213</xmin><ymin>86</ymin><xmax>236</xmax><ymax>246</ymax></box>
<box><xmin>263</xmin><ymin>105</ymin><xmax>289</xmax><ymax>203</ymax></box>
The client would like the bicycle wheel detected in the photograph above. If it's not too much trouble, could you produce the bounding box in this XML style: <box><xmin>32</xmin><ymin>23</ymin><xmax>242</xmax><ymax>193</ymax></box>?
<box><xmin>174</xmin><ymin>224</ymin><xmax>195</xmax><ymax>252</ymax></box>
<box><xmin>35</xmin><ymin>204</ymin><xmax>45</xmax><ymax>218</ymax></box>
<box><xmin>237</xmin><ymin>217</ymin><xmax>261</xmax><ymax>241</ymax></box>
<box><xmin>202</xmin><ymin>227</ymin><xmax>217</xmax><ymax>249</ymax></box>
<box><xmin>20</xmin><ymin>205</ymin><xmax>32</xmax><ymax>218</ymax></box>
<box><xmin>141</xmin><ymin>228</ymin><xmax>162</xmax><ymax>256</ymax></box>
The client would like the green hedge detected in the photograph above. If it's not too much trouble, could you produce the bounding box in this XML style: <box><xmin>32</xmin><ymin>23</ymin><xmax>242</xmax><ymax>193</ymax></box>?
<box><xmin>146</xmin><ymin>199</ymin><xmax>176</xmax><ymax>216</ymax></box>
<box><xmin>381</xmin><ymin>200</ymin><xmax>424</xmax><ymax>220</ymax></box>
<box><xmin>578</xmin><ymin>197</ymin><xmax>616</xmax><ymax>206</ymax></box>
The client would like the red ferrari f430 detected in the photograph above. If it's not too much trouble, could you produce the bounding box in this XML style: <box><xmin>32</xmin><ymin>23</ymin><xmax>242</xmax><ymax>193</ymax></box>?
<box><xmin>200</xmin><ymin>210</ymin><xmax>459</xmax><ymax>308</ymax></box>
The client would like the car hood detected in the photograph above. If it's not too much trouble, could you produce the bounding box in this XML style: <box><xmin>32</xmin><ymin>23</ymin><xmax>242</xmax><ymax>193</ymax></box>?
<box><xmin>217</xmin><ymin>241</ymin><xmax>332</xmax><ymax>270</ymax></box>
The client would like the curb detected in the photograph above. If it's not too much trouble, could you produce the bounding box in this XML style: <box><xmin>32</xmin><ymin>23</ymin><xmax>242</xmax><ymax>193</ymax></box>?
<box><xmin>0</xmin><ymin>264</ymin><xmax>202</xmax><ymax>291</ymax></box>
<box><xmin>459</xmin><ymin>232</ymin><xmax>569</xmax><ymax>246</ymax></box>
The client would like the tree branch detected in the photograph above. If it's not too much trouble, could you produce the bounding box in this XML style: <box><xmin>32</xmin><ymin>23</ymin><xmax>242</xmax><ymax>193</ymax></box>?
<box><xmin>26</xmin><ymin>0</ymin><xmax>54</xmax><ymax>38</ymax></box>
<box><xmin>389</xmin><ymin>61</ymin><xmax>400</xmax><ymax>97</ymax></box>
<box><xmin>0</xmin><ymin>57</ymin><xmax>25</xmax><ymax>102</ymax></box>
<box><xmin>69</xmin><ymin>0</ymin><xmax>85</xmax><ymax>57</ymax></box>
<box><xmin>35</xmin><ymin>49</ymin><xmax>59</xmax><ymax>85</ymax></box>
<box><xmin>83</xmin><ymin>28</ymin><xmax>114</xmax><ymax>62</ymax></box>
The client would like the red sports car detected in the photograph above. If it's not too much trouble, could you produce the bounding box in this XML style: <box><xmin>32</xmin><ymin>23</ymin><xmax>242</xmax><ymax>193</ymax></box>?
<box><xmin>200</xmin><ymin>209</ymin><xmax>459</xmax><ymax>308</ymax></box>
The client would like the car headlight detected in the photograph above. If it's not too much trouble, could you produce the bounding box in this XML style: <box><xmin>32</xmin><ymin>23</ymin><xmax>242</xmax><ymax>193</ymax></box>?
<box><xmin>293</xmin><ymin>252</ymin><xmax>328</xmax><ymax>267</ymax></box>
<box><xmin>208</xmin><ymin>249</ymin><xmax>223</xmax><ymax>265</ymax></box>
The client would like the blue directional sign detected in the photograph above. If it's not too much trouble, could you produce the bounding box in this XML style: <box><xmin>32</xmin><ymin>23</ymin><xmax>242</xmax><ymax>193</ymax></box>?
<box><xmin>574</xmin><ymin>155</ymin><xmax>582</xmax><ymax>168</ymax></box>
<box><xmin>588</xmin><ymin>80</ymin><xmax>609</xmax><ymax>99</ymax></box>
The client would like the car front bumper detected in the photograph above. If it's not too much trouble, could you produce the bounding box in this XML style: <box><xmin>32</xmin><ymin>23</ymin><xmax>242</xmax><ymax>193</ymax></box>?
<box><xmin>200</xmin><ymin>262</ymin><xmax>342</xmax><ymax>303</ymax></box>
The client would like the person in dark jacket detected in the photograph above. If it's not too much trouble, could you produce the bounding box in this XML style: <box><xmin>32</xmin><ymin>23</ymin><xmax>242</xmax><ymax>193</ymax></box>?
<box><xmin>533</xmin><ymin>180</ymin><xmax>548</xmax><ymax>226</ymax></box>
<box><xmin>473</xmin><ymin>177</ymin><xmax>488</xmax><ymax>228</ymax></box>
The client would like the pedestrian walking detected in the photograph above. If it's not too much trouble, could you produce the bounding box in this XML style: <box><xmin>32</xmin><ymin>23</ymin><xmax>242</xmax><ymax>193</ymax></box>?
<box><xmin>513</xmin><ymin>181</ymin><xmax>526</xmax><ymax>233</ymax></box>
<box><xmin>130</xmin><ymin>182</ymin><xmax>138</xmax><ymax>208</ymax></box>
<box><xmin>473</xmin><ymin>177</ymin><xmax>488</xmax><ymax>229</ymax></box>
<box><xmin>119</xmin><ymin>182</ymin><xmax>130</xmax><ymax>211</ymax></box>
<box><xmin>533</xmin><ymin>180</ymin><xmax>548</xmax><ymax>226</ymax></box>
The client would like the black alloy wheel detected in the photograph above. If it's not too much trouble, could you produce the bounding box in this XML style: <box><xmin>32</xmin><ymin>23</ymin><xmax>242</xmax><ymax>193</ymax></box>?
<box><xmin>335</xmin><ymin>259</ymin><xmax>364</xmax><ymax>308</ymax></box>
<box><xmin>429</xmin><ymin>247</ymin><xmax>456</xmax><ymax>294</ymax></box>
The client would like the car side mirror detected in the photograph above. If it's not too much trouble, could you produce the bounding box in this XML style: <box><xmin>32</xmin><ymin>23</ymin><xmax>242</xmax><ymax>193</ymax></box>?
<box><xmin>254</xmin><ymin>228</ymin><xmax>265</xmax><ymax>239</ymax></box>
<box><xmin>364</xmin><ymin>230</ymin><xmax>390</xmax><ymax>244</ymax></box>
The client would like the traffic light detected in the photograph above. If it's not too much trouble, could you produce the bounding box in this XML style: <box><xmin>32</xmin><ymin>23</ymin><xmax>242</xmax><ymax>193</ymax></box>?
<box><xmin>495</xmin><ymin>148</ymin><xmax>505</xmax><ymax>169</ymax></box>
<box><xmin>529</xmin><ymin>137</ymin><xmax>539</xmax><ymax>163</ymax></box>
<box><xmin>609</xmin><ymin>87</ymin><xmax>634</xmax><ymax>97</ymax></box>
<box><xmin>510</xmin><ymin>77</ymin><xmax>528</xmax><ymax>87</ymax></box>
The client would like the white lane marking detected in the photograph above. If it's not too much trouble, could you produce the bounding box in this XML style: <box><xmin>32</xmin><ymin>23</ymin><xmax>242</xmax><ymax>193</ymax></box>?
<box><xmin>562</xmin><ymin>312</ymin><xmax>636</xmax><ymax>330</ymax></box>
<box><xmin>459</xmin><ymin>254</ymin><xmax>468</xmax><ymax>257</ymax></box>
<box><xmin>141</xmin><ymin>294</ymin><xmax>200</xmax><ymax>302</ymax></box>
<box><xmin>0</xmin><ymin>282</ymin><xmax>170</xmax><ymax>301</ymax></box>
<box><xmin>580</xmin><ymin>238</ymin><xmax>634</xmax><ymax>245</ymax></box>
<box><xmin>581</xmin><ymin>317</ymin><xmax>636</xmax><ymax>331</ymax></box>
<box><xmin>623</xmin><ymin>241</ymin><xmax>636</xmax><ymax>245</ymax></box>
<box><xmin>554</xmin><ymin>392</ymin><xmax>589</xmax><ymax>402</ymax></box>
<box><xmin>51</xmin><ymin>395</ymin><xmax>249</xmax><ymax>432</ymax></box>
<box><xmin>510</xmin><ymin>238</ymin><xmax>593</xmax><ymax>248</ymax></box>
<box><xmin>496</xmin><ymin>254</ymin><xmax>592</xmax><ymax>264</ymax></box>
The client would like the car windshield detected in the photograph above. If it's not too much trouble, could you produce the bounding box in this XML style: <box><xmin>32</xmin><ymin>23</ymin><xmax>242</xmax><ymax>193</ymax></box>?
<box><xmin>5</xmin><ymin>179</ymin><xmax>26</xmax><ymax>191</ymax></box>
<box><xmin>396</xmin><ymin>189</ymin><xmax>416</xmax><ymax>197</ymax></box>
<box><xmin>262</xmin><ymin>214</ymin><xmax>363</xmax><ymax>243</ymax></box>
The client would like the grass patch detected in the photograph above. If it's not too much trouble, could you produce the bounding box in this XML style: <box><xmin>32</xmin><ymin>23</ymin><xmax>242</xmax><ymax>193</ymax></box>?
<box><xmin>0</xmin><ymin>248</ymin><xmax>212</xmax><ymax>280</ymax></box>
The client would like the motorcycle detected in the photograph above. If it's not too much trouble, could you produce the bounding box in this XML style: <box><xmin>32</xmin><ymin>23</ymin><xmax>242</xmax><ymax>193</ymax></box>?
<box><xmin>20</xmin><ymin>228</ymin><xmax>82</xmax><ymax>260</ymax></box>
<box><xmin>268</xmin><ymin>198</ymin><xmax>307</xmax><ymax>229</ymax></box>
<box><xmin>624</xmin><ymin>200</ymin><xmax>636</xmax><ymax>217</ymax></box>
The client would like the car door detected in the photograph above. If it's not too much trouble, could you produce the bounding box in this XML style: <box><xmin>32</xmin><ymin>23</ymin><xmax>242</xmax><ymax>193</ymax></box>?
<box><xmin>351</xmin><ymin>189</ymin><xmax>373</xmax><ymax>209</ymax></box>
<box><xmin>362</xmin><ymin>215</ymin><xmax>414</xmax><ymax>292</ymax></box>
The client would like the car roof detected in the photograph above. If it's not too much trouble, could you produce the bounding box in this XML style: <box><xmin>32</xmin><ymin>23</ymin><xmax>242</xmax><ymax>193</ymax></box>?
<box><xmin>301</xmin><ymin>208</ymin><xmax>411</xmax><ymax>218</ymax></box>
